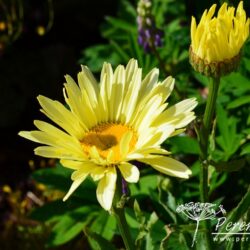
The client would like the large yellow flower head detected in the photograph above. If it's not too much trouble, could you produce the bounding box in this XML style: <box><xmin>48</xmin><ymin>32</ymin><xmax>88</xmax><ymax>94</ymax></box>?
<box><xmin>19</xmin><ymin>59</ymin><xmax>197</xmax><ymax>210</ymax></box>
<box><xmin>190</xmin><ymin>1</ymin><xmax>250</xmax><ymax>77</ymax></box>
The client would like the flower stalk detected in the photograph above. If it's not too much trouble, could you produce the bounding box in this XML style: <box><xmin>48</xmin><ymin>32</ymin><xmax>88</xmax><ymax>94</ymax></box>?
<box><xmin>199</xmin><ymin>77</ymin><xmax>220</xmax><ymax>201</ymax></box>
<box><xmin>198</xmin><ymin>77</ymin><xmax>220</xmax><ymax>250</ymax></box>
<box><xmin>113</xmin><ymin>172</ymin><xmax>135</xmax><ymax>250</ymax></box>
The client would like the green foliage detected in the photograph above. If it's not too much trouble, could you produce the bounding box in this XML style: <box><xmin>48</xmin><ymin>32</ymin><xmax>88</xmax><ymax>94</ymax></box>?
<box><xmin>45</xmin><ymin>206</ymin><xmax>97</xmax><ymax>247</ymax></box>
<box><xmin>32</xmin><ymin>163</ymin><xmax>97</xmax><ymax>203</ymax></box>
<box><xmin>84</xmin><ymin>228</ymin><xmax>117</xmax><ymax>250</ymax></box>
<box><xmin>168</xmin><ymin>136</ymin><xmax>200</xmax><ymax>155</ymax></box>
<box><xmin>89</xmin><ymin>210</ymin><xmax>116</xmax><ymax>240</ymax></box>
<box><xmin>215</xmin><ymin>104</ymin><xmax>243</xmax><ymax>161</ymax></box>
<box><xmin>130</xmin><ymin>174</ymin><xmax>158</xmax><ymax>196</ymax></box>
<box><xmin>133</xmin><ymin>200</ymin><xmax>166</xmax><ymax>250</ymax></box>
<box><xmin>30</xmin><ymin>163</ymin><xmax>120</xmax><ymax>248</ymax></box>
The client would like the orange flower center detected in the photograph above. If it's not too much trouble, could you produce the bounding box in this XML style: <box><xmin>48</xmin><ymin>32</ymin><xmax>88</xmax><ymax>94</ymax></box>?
<box><xmin>81</xmin><ymin>123</ymin><xmax>137</xmax><ymax>161</ymax></box>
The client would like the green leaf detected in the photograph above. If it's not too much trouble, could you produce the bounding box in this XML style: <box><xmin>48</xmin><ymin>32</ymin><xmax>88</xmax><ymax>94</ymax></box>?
<box><xmin>160</xmin><ymin>231</ymin><xmax>190</xmax><ymax>250</ymax></box>
<box><xmin>242</xmin><ymin>57</ymin><xmax>250</xmax><ymax>72</ymax></box>
<box><xmin>110</xmin><ymin>40</ymin><xmax>130</xmax><ymax>61</ymax></box>
<box><xmin>240</xmin><ymin>209</ymin><xmax>250</xmax><ymax>250</ymax></box>
<box><xmin>227</xmin><ymin>95</ymin><xmax>250</xmax><ymax>109</ymax></box>
<box><xmin>169</xmin><ymin>136</ymin><xmax>200</xmax><ymax>155</ymax></box>
<box><xmin>46</xmin><ymin>206</ymin><xmax>98</xmax><ymax>247</ymax></box>
<box><xmin>84</xmin><ymin>228</ymin><xmax>117</xmax><ymax>250</ymax></box>
<box><xmin>216</xmin><ymin>105</ymin><xmax>243</xmax><ymax>160</ymax></box>
<box><xmin>209</xmin><ymin>171</ymin><xmax>227</xmax><ymax>195</ymax></box>
<box><xmin>190</xmin><ymin>161</ymin><xmax>200</xmax><ymax>177</ymax></box>
<box><xmin>146</xmin><ymin>212</ymin><xmax>166</xmax><ymax>250</ymax></box>
<box><xmin>221</xmin><ymin>72</ymin><xmax>250</xmax><ymax>96</ymax></box>
<box><xmin>29</xmin><ymin>200</ymin><xmax>72</xmax><ymax>223</ymax></box>
<box><xmin>212</xmin><ymin>159</ymin><xmax>246</xmax><ymax>172</ymax></box>
<box><xmin>125</xmin><ymin>207</ymin><xmax>140</xmax><ymax>229</ymax></box>
<box><xmin>89</xmin><ymin>210</ymin><xmax>116</xmax><ymax>240</ymax></box>
<box><xmin>134</xmin><ymin>199</ymin><xmax>146</xmax><ymax>225</ymax></box>
<box><xmin>153</xmin><ymin>0</ymin><xmax>169</xmax><ymax>26</ymax></box>
<box><xmin>105</xmin><ymin>16</ymin><xmax>136</xmax><ymax>32</ymax></box>
<box><xmin>119</xmin><ymin>0</ymin><xmax>137</xmax><ymax>18</ymax></box>
<box><xmin>128</xmin><ymin>33</ymin><xmax>143</xmax><ymax>67</ymax></box>
<box><xmin>193</xmin><ymin>72</ymin><xmax>209</xmax><ymax>86</ymax></box>
<box><xmin>134</xmin><ymin>200</ymin><xmax>147</xmax><ymax>248</ymax></box>
<box><xmin>130</xmin><ymin>174</ymin><xmax>158</xmax><ymax>196</ymax></box>
<box><xmin>32</xmin><ymin>164</ymin><xmax>97</xmax><ymax>203</ymax></box>
<box><xmin>79</xmin><ymin>44</ymin><xmax>121</xmax><ymax>72</ymax></box>
<box><xmin>32</xmin><ymin>164</ymin><xmax>71</xmax><ymax>191</ymax></box>
<box><xmin>241</xmin><ymin>143</ymin><xmax>250</xmax><ymax>156</ymax></box>
<box><xmin>158</xmin><ymin>185</ymin><xmax>177</xmax><ymax>223</ymax></box>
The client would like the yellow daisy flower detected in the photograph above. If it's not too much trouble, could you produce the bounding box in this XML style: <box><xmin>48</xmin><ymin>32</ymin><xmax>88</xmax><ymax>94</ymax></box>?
<box><xmin>19</xmin><ymin>59</ymin><xmax>197</xmax><ymax>210</ymax></box>
<box><xmin>191</xmin><ymin>1</ymin><xmax>249</xmax><ymax>63</ymax></box>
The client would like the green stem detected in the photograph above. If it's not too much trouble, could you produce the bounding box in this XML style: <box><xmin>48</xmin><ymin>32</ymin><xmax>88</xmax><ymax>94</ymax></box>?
<box><xmin>114</xmin><ymin>207</ymin><xmax>135</xmax><ymax>250</ymax></box>
<box><xmin>200</xmin><ymin>77</ymin><xmax>220</xmax><ymax>202</ymax></box>
<box><xmin>201</xmin><ymin>77</ymin><xmax>220</xmax><ymax>157</ymax></box>
<box><xmin>113</xmin><ymin>172</ymin><xmax>135</xmax><ymax>250</ymax></box>
<box><xmin>198</xmin><ymin>77</ymin><xmax>220</xmax><ymax>249</ymax></box>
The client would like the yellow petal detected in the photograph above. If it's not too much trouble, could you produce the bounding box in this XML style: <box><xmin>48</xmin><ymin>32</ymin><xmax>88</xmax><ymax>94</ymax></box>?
<box><xmin>63</xmin><ymin>162</ymin><xmax>96</xmax><ymax>201</ymax></box>
<box><xmin>34</xmin><ymin>146</ymin><xmax>84</xmax><ymax>161</ymax></box>
<box><xmin>136</xmin><ymin>124</ymin><xmax>175</xmax><ymax>149</ymax></box>
<box><xmin>37</xmin><ymin>95</ymin><xmax>85</xmax><ymax>139</ymax></box>
<box><xmin>191</xmin><ymin>16</ymin><xmax>197</xmax><ymax>45</ymax></box>
<box><xmin>90</xmin><ymin>166</ymin><xmax>106</xmax><ymax>181</ymax></box>
<box><xmin>191</xmin><ymin>1</ymin><xmax>249</xmax><ymax>62</ymax></box>
<box><xmin>64</xmin><ymin>75</ymin><xmax>97</xmax><ymax>129</ymax></box>
<box><xmin>60</xmin><ymin>159</ymin><xmax>96</xmax><ymax>170</ymax></box>
<box><xmin>34</xmin><ymin>146</ymin><xmax>64</xmax><ymax>158</ymax></box>
<box><xmin>139</xmin><ymin>156</ymin><xmax>192</xmax><ymax>179</ymax></box>
<box><xmin>120</xmin><ymin>131</ymin><xmax>133</xmax><ymax>159</ymax></box>
<box><xmin>118</xmin><ymin>162</ymin><xmax>139</xmax><ymax>183</ymax></box>
<box><xmin>153</xmin><ymin>98</ymin><xmax>197</xmax><ymax>129</ymax></box>
<box><xmin>121</xmin><ymin>68</ymin><xmax>142</xmax><ymax>124</ymax></box>
<box><xmin>19</xmin><ymin>131</ymin><xmax>40</xmax><ymax>143</ymax></box>
<box><xmin>125</xmin><ymin>147</ymin><xmax>170</xmax><ymax>161</ymax></box>
<box><xmin>63</xmin><ymin>173</ymin><xmax>88</xmax><ymax>201</ymax></box>
<box><xmin>96</xmin><ymin>167</ymin><xmax>117</xmax><ymax>210</ymax></box>
<box><xmin>111</xmin><ymin>65</ymin><xmax>125</xmax><ymax>121</ymax></box>
<box><xmin>60</xmin><ymin>159</ymin><xmax>83</xmax><ymax>169</ymax></box>
<box><xmin>139</xmin><ymin>68</ymin><xmax>159</xmax><ymax>99</ymax></box>
<box><xmin>125</xmin><ymin>58</ymin><xmax>138</xmax><ymax>86</ymax></box>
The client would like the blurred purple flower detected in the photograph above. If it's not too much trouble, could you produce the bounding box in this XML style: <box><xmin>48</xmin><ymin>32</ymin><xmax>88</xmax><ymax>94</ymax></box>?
<box><xmin>122</xmin><ymin>178</ymin><xmax>129</xmax><ymax>195</ymax></box>
<box><xmin>137</xmin><ymin>0</ymin><xmax>164</xmax><ymax>53</ymax></box>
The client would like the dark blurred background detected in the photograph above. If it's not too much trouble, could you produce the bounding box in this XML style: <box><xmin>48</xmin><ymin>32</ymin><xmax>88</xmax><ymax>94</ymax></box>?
<box><xmin>0</xmin><ymin>0</ymin><xmax>118</xmax><ymax>187</ymax></box>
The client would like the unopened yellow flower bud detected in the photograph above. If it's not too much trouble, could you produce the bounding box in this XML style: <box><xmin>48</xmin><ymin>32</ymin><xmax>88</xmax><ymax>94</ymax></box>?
<box><xmin>190</xmin><ymin>1</ymin><xmax>250</xmax><ymax>77</ymax></box>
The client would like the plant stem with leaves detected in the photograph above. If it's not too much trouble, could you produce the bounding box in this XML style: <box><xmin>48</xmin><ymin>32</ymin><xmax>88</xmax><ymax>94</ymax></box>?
<box><xmin>113</xmin><ymin>172</ymin><xmax>135</xmax><ymax>250</ymax></box>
